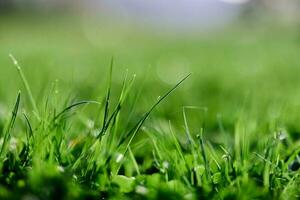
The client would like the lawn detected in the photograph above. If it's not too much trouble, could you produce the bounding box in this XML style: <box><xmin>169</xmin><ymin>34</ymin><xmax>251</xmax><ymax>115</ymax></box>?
<box><xmin>0</xmin><ymin>13</ymin><xmax>300</xmax><ymax>199</ymax></box>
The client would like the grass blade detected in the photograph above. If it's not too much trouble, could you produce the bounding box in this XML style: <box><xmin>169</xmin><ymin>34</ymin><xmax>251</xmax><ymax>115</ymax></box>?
<box><xmin>53</xmin><ymin>100</ymin><xmax>100</xmax><ymax>121</ymax></box>
<box><xmin>99</xmin><ymin>57</ymin><xmax>114</xmax><ymax>136</ymax></box>
<box><xmin>9</xmin><ymin>54</ymin><xmax>40</xmax><ymax>120</ymax></box>
<box><xmin>0</xmin><ymin>91</ymin><xmax>21</xmax><ymax>159</ymax></box>
<box><xmin>111</xmin><ymin>74</ymin><xmax>191</xmax><ymax>169</ymax></box>
<box><xmin>197</xmin><ymin>129</ymin><xmax>210</xmax><ymax>180</ymax></box>
<box><xmin>23</xmin><ymin>112</ymin><xmax>33</xmax><ymax>139</ymax></box>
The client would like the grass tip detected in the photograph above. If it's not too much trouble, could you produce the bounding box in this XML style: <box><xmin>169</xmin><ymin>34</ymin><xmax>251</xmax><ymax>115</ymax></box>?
<box><xmin>9</xmin><ymin>53</ymin><xmax>19</xmax><ymax>67</ymax></box>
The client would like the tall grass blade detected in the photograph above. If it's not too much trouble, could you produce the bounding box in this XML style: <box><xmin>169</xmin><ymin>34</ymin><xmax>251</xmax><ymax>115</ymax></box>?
<box><xmin>9</xmin><ymin>54</ymin><xmax>40</xmax><ymax>120</ymax></box>
<box><xmin>0</xmin><ymin>91</ymin><xmax>21</xmax><ymax>159</ymax></box>
<box><xmin>99</xmin><ymin>57</ymin><xmax>114</xmax><ymax>136</ymax></box>
<box><xmin>198</xmin><ymin>129</ymin><xmax>210</xmax><ymax>180</ymax></box>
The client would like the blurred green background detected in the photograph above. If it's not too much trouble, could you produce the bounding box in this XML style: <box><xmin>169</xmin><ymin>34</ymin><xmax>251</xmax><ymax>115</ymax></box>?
<box><xmin>1</xmin><ymin>1</ymin><xmax>300</xmax><ymax>138</ymax></box>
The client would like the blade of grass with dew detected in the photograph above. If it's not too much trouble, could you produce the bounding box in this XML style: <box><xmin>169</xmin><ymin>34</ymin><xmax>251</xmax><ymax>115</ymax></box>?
<box><xmin>9</xmin><ymin>54</ymin><xmax>40</xmax><ymax>121</ymax></box>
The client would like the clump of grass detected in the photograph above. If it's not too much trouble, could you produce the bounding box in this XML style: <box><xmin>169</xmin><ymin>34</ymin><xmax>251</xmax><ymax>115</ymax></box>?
<box><xmin>0</xmin><ymin>56</ymin><xmax>299</xmax><ymax>200</ymax></box>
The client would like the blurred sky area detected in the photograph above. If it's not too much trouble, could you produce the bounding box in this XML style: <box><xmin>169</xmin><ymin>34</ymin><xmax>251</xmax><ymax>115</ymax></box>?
<box><xmin>0</xmin><ymin>0</ymin><xmax>299</xmax><ymax>32</ymax></box>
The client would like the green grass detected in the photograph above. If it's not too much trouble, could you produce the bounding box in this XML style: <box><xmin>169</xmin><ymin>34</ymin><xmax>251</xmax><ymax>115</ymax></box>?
<box><xmin>0</xmin><ymin>14</ymin><xmax>300</xmax><ymax>199</ymax></box>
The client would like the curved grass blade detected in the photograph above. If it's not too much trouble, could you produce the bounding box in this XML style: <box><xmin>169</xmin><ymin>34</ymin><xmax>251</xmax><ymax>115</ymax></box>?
<box><xmin>53</xmin><ymin>100</ymin><xmax>100</xmax><ymax>121</ymax></box>
<box><xmin>0</xmin><ymin>91</ymin><xmax>21</xmax><ymax>158</ymax></box>
<box><xmin>121</xmin><ymin>74</ymin><xmax>191</xmax><ymax>148</ymax></box>
<box><xmin>109</xmin><ymin>74</ymin><xmax>191</xmax><ymax>169</ymax></box>
<box><xmin>23</xmin><ymin>112</ymin><xmax>33</xmax><ymax>139</ymax></box>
